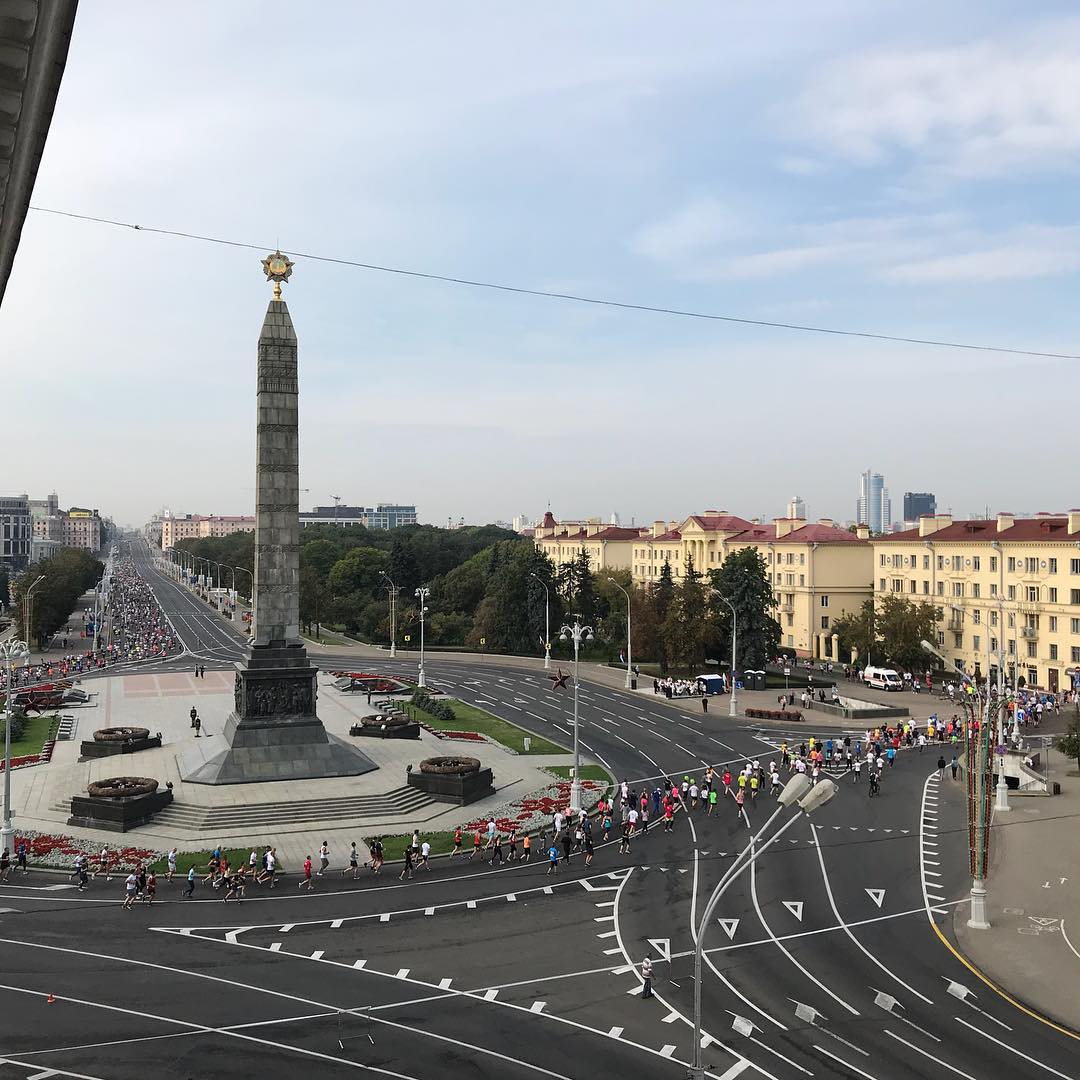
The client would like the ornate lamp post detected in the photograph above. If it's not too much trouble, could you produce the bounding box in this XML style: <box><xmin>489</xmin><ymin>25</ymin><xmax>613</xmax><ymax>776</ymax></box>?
<box><xmin>380</xmin><ymin>572</ymin><xmax>399</xmax><ymax>658</ymax></box>
<box><xmin>603</xmin><ymin>577</ymin><xmax>633</xmax><ymax>689</ymax></box>
<box><xmin>559</xmin><ymin>618</ymin><xmax>592</xmax><ymax>812</ymax></box>
<box><xmin>415</xmin><ymin>586</ymin><xmax>430</xmax><ymax>687</ymax></box>
<box><xmin>0</xmin><ymin>638</ymin><xmax>29</xmax><ymax>856</ymax></box>
<box><xmin>529</xmin><ymin>572</ymin><xmax>551</xmax><ymax>670</ymax></box>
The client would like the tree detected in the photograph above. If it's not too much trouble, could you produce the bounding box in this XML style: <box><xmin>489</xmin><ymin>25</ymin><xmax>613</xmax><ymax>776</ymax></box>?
<box><xmin>873</xmin><ymin>594</ymin><xmax>943</xmax><ymax>671</ymax></box>
<box><xmin>1057</xmin><ymin>715</ymin><xmax>1080</xmax><ymax>776</ymax></box>
<box><xmin>663</xmin><ymin>555</ymin><xmax>711</xmax><ymax>673</ymax></box>
<box><xmin>389</xmin><ymin>534</ymin><xmax>421</xmax><ymax>596</ymax></box>
<box><xmin>832</xmin><ymin>599</ymin><xmax>875</xmax><ymax>664</ymax></box>
<box><xmin>0</xmin><ymin>570</ymin><xmax>8</xmax><ymax>610</ymax></box>
<box><xmin>710</xmin><ymin>547</ymin><xmax>780</xmax><ymax>671</ymax></box>
<box><xmin>14</xmin><ymin>550</ymin><xmax>102</xmax><ymax>645</ymax></box>
<box><xmin>568</xmin><ymin>547</ymin><xmax>596</xmax><ymax>625</ymax></box>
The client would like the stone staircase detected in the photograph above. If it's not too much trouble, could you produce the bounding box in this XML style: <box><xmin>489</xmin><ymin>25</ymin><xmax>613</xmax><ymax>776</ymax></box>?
<box><xmin>51</xmin><ymin>785</ymin><xmax>434</xmax><ymax>834</ymax></box>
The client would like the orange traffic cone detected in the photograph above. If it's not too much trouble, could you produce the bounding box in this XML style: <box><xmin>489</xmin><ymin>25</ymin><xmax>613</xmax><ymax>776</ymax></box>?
<box><xmin>46</xmin><ymin>993</ymin><xmax>55</xmax><ymax>1004</ymax></box>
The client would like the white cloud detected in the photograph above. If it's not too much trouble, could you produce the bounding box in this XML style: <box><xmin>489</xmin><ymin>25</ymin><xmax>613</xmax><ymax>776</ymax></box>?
<box><xmin>785</xmin><ymin>19</ymin><xmax>1080</xmax><ymax>177</ymax></box>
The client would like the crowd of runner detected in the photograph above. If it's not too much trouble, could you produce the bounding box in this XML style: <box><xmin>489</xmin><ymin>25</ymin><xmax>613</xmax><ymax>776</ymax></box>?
<box><xmin>1</xmin><ymin>555</ymin><xmax>178</xmax><ymax>692</ymax></box>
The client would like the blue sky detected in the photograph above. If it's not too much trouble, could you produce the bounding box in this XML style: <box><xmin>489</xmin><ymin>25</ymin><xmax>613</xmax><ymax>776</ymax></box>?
<box><xmin>3</xmin><ymin>2</ymin><xmax>1078</xmax><ymax>528</ymax></box>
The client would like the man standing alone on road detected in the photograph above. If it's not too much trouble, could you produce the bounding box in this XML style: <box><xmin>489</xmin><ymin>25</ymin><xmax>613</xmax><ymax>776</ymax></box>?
<box><xmin>641</xmin><ymin>957</ymin><xmax>653</xmax><ymax>999</ymax></box>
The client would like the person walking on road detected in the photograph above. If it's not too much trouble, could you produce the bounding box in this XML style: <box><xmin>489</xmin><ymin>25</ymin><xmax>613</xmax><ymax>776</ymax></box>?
<box><xmin>937</xmin><ymin>754</ymin><xmax>947</xmax><ymax>780</ymax></box>
<box><xmin>547</xmin><ymin>842</ymin><xmax>560</xmax><ymax>875</ymax></box>
<box><xmin>343</xmin><ymin>842</ymin><xmax>360</xmax><ymax>878</ymax></box>
<box><xmin>183</xmin><ymin>866</ymin><xmax>196</xmax><ymax>898</ymax></box>
<box><xmin>299</xmin><ymin>855</ymin><xmax>314</xmax><ymax>890</ymax></box>
<box><xmin>399</xmin><ymin>846</ymin><xmax>414</xmax><ymax>881</ymax></box>
<box><xmin>122</xmin><ymin>871</ymin><xmax>139</xmax><ymax>909</ymax></box>
<box><xmin>641</xmin><ymin>956</ymin><xmax>654</xmax><ymax>999</ymax></box>
<box><xmin>194</xmin><ymin>713</ymin><xmax>201</xmax><ymax>738</ymax></box>
<box><xmin>190</xmin><ymin>706</ymin><xmax>198</xmax><ymax>728</ymax></box>
<box><xmin>950</xmin><ymin>754</ymin><xmax>959</xmax><ymax>780</ymax></box>
<box><xmin>318</xmin><ymin>841</ymin><xmax>330</xmax><ymax>876</ymax></box>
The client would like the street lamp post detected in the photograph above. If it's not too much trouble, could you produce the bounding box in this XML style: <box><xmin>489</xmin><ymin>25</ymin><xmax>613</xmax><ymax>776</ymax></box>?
<box><xmin>22</xmin><ymin>575</ymin><xmax>45</xmax><ymax>653</ymax></box>
<box><xmin>0</xmin><ymin>638</ymin><xmax>30</xmax><ymax>858</ymax></box>
<box><xmin>415</xmin><ymin>586</ymin><xmax>430</xmax><ymax>687</ymax></box>
<box><xmin>711</xmin><ymin>590</ymin><xmax>738</xmax><ymax>717</ymax></box>
<box><xmin>380</xmin><ymin>572</ymin><xmax>399</xmax><ymax>658</ymax></box>
<box><xmin>234</xmin><ymin>566</ymin><xmax>253</xmax><ymax>605</ymax></box>
<box><xmin>559</xmin><ymin>618</ymin><xmax>593</xmax><ymax>812</ymax></box>
<box><xmin>604</xmin><ymin>577</ymin><xmax>632</xmax><ymax>689</ymax></box>
<box><xmin>689</xmin><ymin>776</ymin><xmax>837</xmax><ymax>1079</ymax></box>
<box><xmin>529</xmin><ymin>573</ymin><xmax>551</xmax><ymax>671</ymax></box>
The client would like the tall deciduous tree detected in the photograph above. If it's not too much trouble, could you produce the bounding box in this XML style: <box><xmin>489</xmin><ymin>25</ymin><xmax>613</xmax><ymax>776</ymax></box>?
<box><xmin>873</xmin><ymin>594</ymin><xmax>943</xmax><ymax>671</ymax></box>
<box><xmin>831</xmin><ymin>599</ymin><xmax>875</xmax><ymax>664</ymax></box>
<box><xmin>709</xmin><ymin>547</ymin><xmax>780</xmax><ymax>671</ymax></box>
<box><xmin>663</xmin><ymin>555</ymin><xmax>711</xmax><ymax>673</ymax></box>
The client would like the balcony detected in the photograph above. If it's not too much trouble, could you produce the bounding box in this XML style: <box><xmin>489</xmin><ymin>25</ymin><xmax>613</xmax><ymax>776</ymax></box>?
<box><xmin>946</xmin><ymin>617</ymin><xmax>964</xmax><ymax>632</ymax></box>
<box><xmin>1020</xmin><ymin>626</ymin><xmax>1039</xmax><ymax>640</ymax></box>
<box><xmin>779</xmin><ymin>601</ymin><xmax>795</xmax><ymax>613</ymax></box>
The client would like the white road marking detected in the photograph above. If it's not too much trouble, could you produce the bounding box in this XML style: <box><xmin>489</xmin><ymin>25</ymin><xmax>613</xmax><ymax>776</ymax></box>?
<box><xmin>954</xmin><ymin>1016</ymin><xmax>1072</xmax><ymax>1078</ymax></box>
<box><xmin>865</xmin><ymin>888</ymin><xmax>885</xmax><ymax>908</ymax></box>
<box><xmin>484</xmin><ymin>989</ymin><xmax>499</xmax><ymax>1000</ymax></box>
<box><xmin>659</xmin><ymin>1045</ymin><xmax>676</xmax><ymax>1057</ymax></box>
<box><xmin>506</xmin><ymin>894</ymin><xmax>517</xmax><ymax>902</ymax></box>
<box><xmin>608</xmin><ymin>1026</ymin><xmax>623</xmax><ymax>1037</ymax></box>
<box><xmin>717</xmin><ymin>1063</ymin><xmax>750</xmax><ymax>1080</ymax></box>
<box><xmin>330</xmin><ymin>919</ymin><xmax>344</xmax><ymax>928</ymax></box>
<box><xmin>782</xmin><ymin>901</ymin><xmax>804</xmax><ymax>922</ymax></box>
<box><xmin>718</xmin><ymin>918</ymin><xmax>739</xmax><ymax>940</ymax></box>
<box><xmin>353</xmin><ymin>959</ymin><xmax>366</xmax><ymax>969</ymax></box>
<box><xmin>884</xmin><ymin>1029</ymin><xmax>975</xmax><ymax>1079</ymax></box>
<box><xmin>439</xmin><ymin>978</ymin><xmax>452</xmax><ymax>989</ymax></box>
<box><xmin>813</xmin><ymin>1045</ymin><xmax>880</xmax><ymax>1080</ymax></box>
<box><xmin>530</xmin><ymin>1001</ymin><xmax>546</xmax><ymax>1013</ymax></box>
<box><xmin>310</xmin><ymin>950</ymin><xmax>324</xmax><ymax>960</ymax></box>
<box><xmin>269</xmin><ymin>943</ymin><xmax>281</xmax><ymax>952</ymax></box>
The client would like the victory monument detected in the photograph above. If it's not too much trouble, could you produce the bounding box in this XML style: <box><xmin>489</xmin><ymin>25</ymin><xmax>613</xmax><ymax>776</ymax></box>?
<box><xmin>184</xmin><ymin>254</ymin><xmax>377</xmax><ymax>784</ymax></box>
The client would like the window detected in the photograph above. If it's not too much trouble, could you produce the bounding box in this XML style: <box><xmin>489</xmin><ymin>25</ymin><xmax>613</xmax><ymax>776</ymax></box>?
<box><xmin>952</xmin><ymin>555</ymin><xmax>963</xmax><ymax>571</ymax></box>
<box><xmin>1072</xmin><ymin>558</ymin><xmax>1080</xmax><ymax>574</ymax></box>
<box><xmin>990</xmin><ymin>583</ymin><xmax>998</xmax><ymax>597</ymax></box>
<box><xmin>910</xmin><ymin>555</ymin><xmax>918</xmax><ymax>568</ymax></box>
<box><xmin>1008</xmin><ymin>557</ymin><xmax>1016</xmax><ymax>572</ymax></box>
<box><xmin>954</xmin><ymin>633</ymin><xmax>963</xmax><ymax>649</ymax></box>
<box><xmin>973</xmin><ymin>635</ymin><xmax>981</xmax><ymax>652</ymax></box>
<box><xmin>973</xmin><ymin>583</ymin><xmax>981</xmax><ymax>598</ymax></box>
<box><xmin>1050</xmin><ymin>588</ymin><xmax>1058</xmax><ymax>603</ymax></box>
<box><xmin>1008</xmin><ymin>639</ymin><xmax>1016</xmax><ymax>655</ymax></box>
<box><xmin>799</xmin><ymin>574</ymin><xmax>805</xmax><ymax>586</ymax></box>
<box><xmin>973</xmin><ymin>556</ymin><xmax>981</xmax><ymax>571</ymax></box>
<box><xmin>937</xmin><ymin>632</ymin><xmax>945</xmax><ymax>646</ymax></box>
<box><xmin>786</xmin><ymin>614</ymin><xmax>794</xmax><ymax>626</ymax></box>
<box><xmin>910</xmin><ymin>580</ymin><xmax>917</xmax><ymax>593</ymax></box>
<box><xmin>923</xmin><ymin>580</ymin><xmax>930</xmax><ymax>594</ymax></box>
<box><xmin>880</xmin><ymin>554</ymin><xmax>887</xmax><ymax>567</ymax></box>
<box><xmin>990</xmin><ymin>637</ymin><xmax>998</xmax><ymax>653</ymax></box>
<box><xmin>1008</xmin><ymin>586</ymin><xmax>1016</xmax><ymax>600</ymax></box>
<box><xmin>821</xmin><ymin>616</ymin><xmax>829</xmax><ymax>630</ymax></box>
<box><xmin>1050</xmin><ymin>644</ymin><xmax>1058</xmax><ymax>660</ymax></box>
<box><xmin>1050</xmin><ymin>558</ymin><xmax>1058</xmax><ymax>574</ymax></box>
<box><xmin>990</xmin><ymin>610</ymin><xmax>998</xmax><ymax>626</ymax></box>
<box><xmin>799</xmin><ymin>553</ymin><xmax>805</xmax><ymax>565</ymax></box>
<box><xmin>1072</xmin><ymin>618</ymin><xmax>1080</xmax><ymax>634</ymax></box>
<box><xmin>1027</xmin><ymin>641</ymin><xmax>1038</xmax><ymax>658</ymax></box>
<box><xmin>820</xmin><ymin>595</ymin><xmax>829</xmax><ymax>608</ymax></box>
<box><xmin>923</xmin><ymin>554</ymin><xmax>930</xmax><ymax>569</ymax></box>
<box><xmin>1073</xmin><ymin>589</ymin><xmax>1080</xmax><ymax>605</ymax></box>
<box><xmin>953</xmin><ymin>582</ymin><xmax>964</xmax><ymax>597</ymax></box>
<box><xmin>893</xmin><ymin>579</ymin><xmax>902</xmax><ymax>593</ymax></box>
<box><xmin>1008</xmin><ymin>613</ymin><xmax>1015</xmax><ymax>628</ymax></box>
<box><xmin>1027</xmin><ymin>586</ymin><xmax>1038</xmax><ymax>603</ymax></box>
<box><xmin>937</xmin><ymin>581</ymin><xmax>944</xmax><ymax>595</ymax></box>
<box><xmin>937</xmin><ymin>556</ymin><xmax>945</xmax><ymax>571</ymax></box>
<box><xmin>1073</xmin><ymin>647</ymin><xmax>1080</xmax><ymax>663</ymax></box>
<box><xmin>880</xmin><ymin>578</ymin><xmax>887</xmax><ymax>591</ymax></box>
<box><xmin>972</xmin><ymin>610</ymin><xmax>981</xmax><ymax>624</ymax></box>
<box><xmin>990</xmin><ymin>557</ymin><xmax>997</xmax><ymax>572</ymax></box>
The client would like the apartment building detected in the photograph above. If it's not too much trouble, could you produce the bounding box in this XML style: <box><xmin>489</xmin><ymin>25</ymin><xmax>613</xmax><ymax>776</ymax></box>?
<box><xmin>159</xmin><ymin>514</ymin><xmax>255</xmax><ymax>549</ymax></box>
<box><xmin>873</xmin><ymin>511</ymin><xmax>1080</xmax><ymax>692</ymax></box>
<box><xmin>537</xmin><ymin>510</ymin><xmax>873</xmax><ymax>659</ymax></box>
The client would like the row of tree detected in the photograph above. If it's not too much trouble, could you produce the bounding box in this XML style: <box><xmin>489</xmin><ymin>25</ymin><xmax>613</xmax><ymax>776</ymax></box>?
<box><xmin>14</xmin><ymin>548</ymin><xmax>103</xmax><ymax>647</ymax></box>
<box><xmin>831</xmin><ymin>594</ymin><xmax>944</xmax><ymax>672</ymax></box>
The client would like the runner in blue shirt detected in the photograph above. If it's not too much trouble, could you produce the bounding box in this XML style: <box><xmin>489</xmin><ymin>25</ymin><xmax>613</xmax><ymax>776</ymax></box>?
<box><xmin>546</xmin><ymin>844</ymin><xmax>560</xmax><ymax>875</ymax></box>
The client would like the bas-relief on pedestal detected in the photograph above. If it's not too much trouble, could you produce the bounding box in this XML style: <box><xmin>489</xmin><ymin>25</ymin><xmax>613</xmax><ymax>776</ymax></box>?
<box><xmin>183</xmin><ymin>255</ymin><xmax>377</xmax><ymax>785</ymax></box>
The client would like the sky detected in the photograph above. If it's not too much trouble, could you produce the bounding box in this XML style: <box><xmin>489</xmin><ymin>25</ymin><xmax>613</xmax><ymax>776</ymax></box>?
<box><xmin>3</xmin><ymin>1</ymin><xmax>1079</xmax><ymax>529</ymax></box>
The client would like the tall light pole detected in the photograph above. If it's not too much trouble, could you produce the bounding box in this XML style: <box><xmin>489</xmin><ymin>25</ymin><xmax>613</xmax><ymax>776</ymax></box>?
<box><xmin>1</xmin><ymin>638</ymin><xmax>30</xmax><ymax>858</ymax></box>
<box><xmin>559</xmin><ymin>618</ymin><xmax>593</xmax><ymax>812</ymax></box>
<box><xmin>381</xmin><ymin>572</ymin><xmax>399</xmax><ymax>658</ymax></box>
<box><xmin>530</xmin><ymin>572</ymin><xmax>551</xmax><ymax>670</ymax></box>
<box><xmin>711</xmin><ymin>590</ymin><xmax>738</xmax><ymax>717</ymax></box>
<box><xmin>234</xmin><ymin>566</ymin><xmax>253</xmax><ymax>605</ymax></box>
<box><xmin>689</xmin><ymin>776</ymin><xmax>837</xmax><ymax>1079</ymax></box>
<box><xmin>22</xmin><ymin>575</ymin><xmax>45</xmax><ymax>653</ymax></box>
<box><xmin>415</xmin><ymin>586</ymin><xmax>430</xmax><ymax>688</ymax></box>
<box><xmin>604</xmin><ymin>576</ymin><xmax>632</xmax><ymax>688</ymax></box>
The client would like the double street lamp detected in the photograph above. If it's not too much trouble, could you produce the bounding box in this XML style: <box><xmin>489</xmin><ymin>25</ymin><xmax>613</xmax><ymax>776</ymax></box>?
<box><xmin>603</xmin><ymin>576</ymin><xmax>633</xmax><ymax>689</ymax></box>
<box><xmin>529</xmin><ymin>572</ymin><xmax>551</xmax><ymax>670</ymax></box>
<box><xmin>559</xmin><ymin>618</ymin><xmax>592</xmax><ymax>812</ymax></box>
<box><xmin>0</xmin><ymin>638</ymin><xmax>30</xmax><ymax>858</ymax></box>
<box><xmin>690</xmin><ymin>774</ymin><xmax>837</xmax><ymax>1079</ymax></box>
<box><xmin>711</xmin><ymin>590</ymin><xmax>738</xmax><ymax>717</ymax></box>
<box><xmin>415</xmin><ymin>586</ymin><xmax>430</xmax><ymax>688</ymax></box>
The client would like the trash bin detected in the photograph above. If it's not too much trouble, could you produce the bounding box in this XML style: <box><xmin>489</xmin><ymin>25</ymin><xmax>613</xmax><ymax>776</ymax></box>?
<box><xmin>631</xmin><ymin>678</ymin><xmax>638</xmax><ymax>691</ymax></box>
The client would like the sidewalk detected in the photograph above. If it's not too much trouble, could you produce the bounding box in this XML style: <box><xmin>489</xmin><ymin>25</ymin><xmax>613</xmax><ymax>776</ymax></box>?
<box><xmin>953</xmin><ymin>744</ymin><xmax>1080</xmax><ymax>1032</ymax></box>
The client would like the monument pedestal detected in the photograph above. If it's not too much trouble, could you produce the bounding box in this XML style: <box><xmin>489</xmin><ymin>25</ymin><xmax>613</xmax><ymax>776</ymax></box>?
<box><xmin>182</xmin><ymin>646</ymin><xmax>377</xmax><ymax>785</ymax></box>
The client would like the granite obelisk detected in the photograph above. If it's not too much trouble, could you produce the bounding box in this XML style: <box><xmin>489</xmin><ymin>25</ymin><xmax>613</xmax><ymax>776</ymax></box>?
<box><xmin>184</xmin><ymin>253</ymin><xmax>376</xmax><ymax>784</ymax></box>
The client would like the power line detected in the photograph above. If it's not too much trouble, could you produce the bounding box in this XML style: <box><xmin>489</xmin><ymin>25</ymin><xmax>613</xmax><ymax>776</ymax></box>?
<box><xmin>29</xmin><ymin>205</ymin><xmax>1080</xmax><ymax>361</ymax></box>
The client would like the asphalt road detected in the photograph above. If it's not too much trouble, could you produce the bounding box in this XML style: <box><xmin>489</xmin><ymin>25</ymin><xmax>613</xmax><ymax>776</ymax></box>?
<box><xmin>2</xmin><ymin>552</ymin><xmax>1074</xmax><ymax>1078</ymax></box>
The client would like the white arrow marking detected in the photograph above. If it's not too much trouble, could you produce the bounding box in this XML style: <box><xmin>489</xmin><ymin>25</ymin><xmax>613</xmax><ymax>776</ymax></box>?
<box><xmin>647</xmin><ymin>937</ymin><xmax>671</xmax><ymax>961</ymax></box>
<box><xmin>865</xmin><ymin>888</ymin><xmax>885</xmax><ymax>908</ymax></box>
<box><xmin>1061</xmin><ymin>877</ymin><xmax>1069</xmax><ymax>885</ymax></box>
<box><xmin>783</xmin><ymin>901</ymin><xmax>804</xmax><ymax>922</ymax></box>
<box><xmin>718</xmin><ymin>918</ymin><xmax>739</xmax><ymax>940</ymax></box>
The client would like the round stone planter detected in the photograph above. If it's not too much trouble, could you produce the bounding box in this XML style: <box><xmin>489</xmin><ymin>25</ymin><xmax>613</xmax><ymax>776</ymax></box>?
<box><xmin>408</xmin><ymin>756</ymin><xmax>493</xmax><ymax>805</ymax></box>
<box><xmin>68</xmin><ymin>775</ymin><xmax>173</xmax><ymax>833</ymax></box>
<box><xmin>80</xmin><ymin>727</ymin><xmax>162</xmax><ymax>760</ymax></box>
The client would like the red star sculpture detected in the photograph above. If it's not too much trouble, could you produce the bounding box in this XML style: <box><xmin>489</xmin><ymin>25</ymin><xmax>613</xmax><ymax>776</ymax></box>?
<box><xmin>549</xmin><ymin>668</ymin><xmax>570</xmax><ymax>690</ymax></box>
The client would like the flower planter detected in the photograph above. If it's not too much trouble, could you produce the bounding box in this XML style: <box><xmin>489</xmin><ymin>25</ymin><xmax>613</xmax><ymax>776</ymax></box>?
<box><xmin>408</xmin><ymin>756</ymin><xmax>493</xmax><ymax>805</ymax></box>
<box><xmin>80</xmin><ymin>727</ymin><xmax>162</xmax><ymax>759</ymax></box>
<box><xmin>68</xmin><ymin>776</ymin><xmax>173</xmax><ymax>833</ymax></box>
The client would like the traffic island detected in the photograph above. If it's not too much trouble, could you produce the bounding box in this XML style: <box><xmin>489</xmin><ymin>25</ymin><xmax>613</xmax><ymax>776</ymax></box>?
<box><xmin>80</xmin><ymin>726</ymin><xmax>162</xmax><ymax>760</ymax></box>
<box><xmin>67</xmin><ymin>775</ymin><xmax>174</xmax><ymax>832</ymax></box>
<box><xmin>407</xmin><ymin>755</ymin><xmax>494</xmax><ymax>805</ymax></box>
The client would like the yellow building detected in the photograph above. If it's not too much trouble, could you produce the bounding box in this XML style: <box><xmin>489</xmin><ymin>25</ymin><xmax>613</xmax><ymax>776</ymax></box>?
<box><xmin>160</xmin><ymin>514</ymin><xmax>255</xmax><ymax>550</ymax></box>
<box><xmin>872</xmin><ymin>511</ymin><xmax>1080</xmax><ymax>692</ymax></box>
<box><xmin>536</xmin><ymin>510</ymin><xmax>873</xmax><ymax>659</ymax></box>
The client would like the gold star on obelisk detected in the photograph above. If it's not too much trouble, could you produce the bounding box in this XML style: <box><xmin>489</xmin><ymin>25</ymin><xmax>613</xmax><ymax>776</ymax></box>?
<box><xmin>261</xmin><ymin>250</ymin><xmax>294</xmax><ymax>300</ymax></box>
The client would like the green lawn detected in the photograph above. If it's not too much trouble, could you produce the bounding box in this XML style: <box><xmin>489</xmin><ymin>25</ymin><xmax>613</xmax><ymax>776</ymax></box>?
<box><xmin>545</xmin><ymin>764</ymin><xmax>612</xmax><ymax>783</ymax></box>
<box><xmin>368</xmin><ymin>830</ymin><xmax>460</xmax><ymax>863</ymax></box>
<box><xmin>408</xmin><ymin>697</ymin><xmax>567</xmax><ymax>755</ymax></box>
<box><xmin>1</xmin><ymin>714</ymin><xmax>60</xmax><ymax>756</ymax></box>
<box><xmin>146</xmin><ymin>847</ymin><xmax>255</xmax><ymax>876</ymax></box>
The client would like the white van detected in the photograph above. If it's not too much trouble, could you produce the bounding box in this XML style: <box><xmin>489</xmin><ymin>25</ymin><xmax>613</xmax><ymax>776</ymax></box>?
<box><xmin>863</xmin><ymin>666</ymin><xmax>903</xmax><ymax>691</ymax></box>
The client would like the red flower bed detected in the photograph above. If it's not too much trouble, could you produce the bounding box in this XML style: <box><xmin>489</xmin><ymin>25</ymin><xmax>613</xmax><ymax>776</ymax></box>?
<box><xmin>464</xmin><ymin>779</ymin><xmax>603</xmax><ymax>833</ymax></box>
<box><xmin>11</xmin><ymin>831</ymin><xmax>161</xmax><ymax>870</ymax></box>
